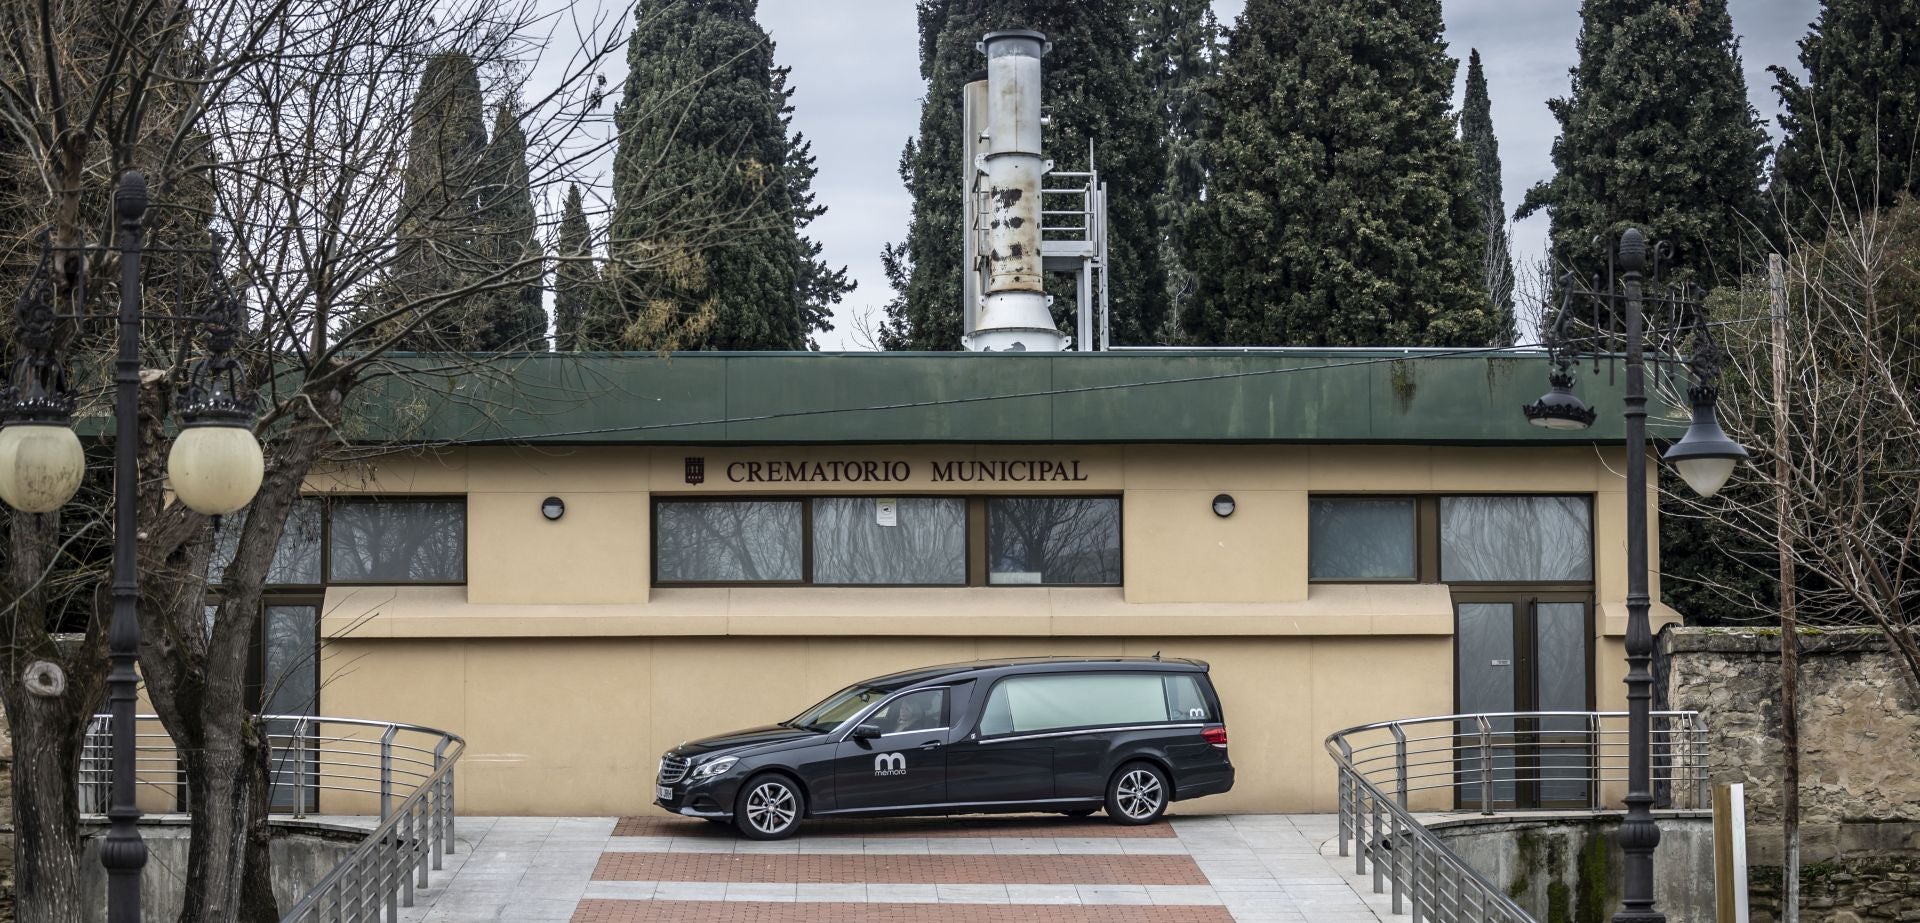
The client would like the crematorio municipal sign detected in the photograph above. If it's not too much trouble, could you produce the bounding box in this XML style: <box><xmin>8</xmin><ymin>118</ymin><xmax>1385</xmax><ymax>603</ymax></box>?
<box><xmin>690</xmin><ymin>457</ymin><xmax>1092</xmax><ymax>485</ymax></box>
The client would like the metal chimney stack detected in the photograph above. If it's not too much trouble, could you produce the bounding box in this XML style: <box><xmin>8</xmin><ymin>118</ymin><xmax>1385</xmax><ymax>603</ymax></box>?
<box><xmin>963</xmin><ymin>29</ymin><xmax>1067</xmax><ymax>352</ymax></box>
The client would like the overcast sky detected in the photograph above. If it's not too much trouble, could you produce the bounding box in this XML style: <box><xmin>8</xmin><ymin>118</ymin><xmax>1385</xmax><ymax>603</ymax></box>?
<box><xmin>579</xmin><ymin>1</ymin><xmax>1820</xmax><ymax>350</ymax></box>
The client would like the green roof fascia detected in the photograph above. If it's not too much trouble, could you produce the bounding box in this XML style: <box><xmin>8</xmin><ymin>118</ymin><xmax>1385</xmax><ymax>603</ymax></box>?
<box><xmin>337</xmin><ymin>350</ymin><xmax>1686</xmax><ymax>446</ymax></box>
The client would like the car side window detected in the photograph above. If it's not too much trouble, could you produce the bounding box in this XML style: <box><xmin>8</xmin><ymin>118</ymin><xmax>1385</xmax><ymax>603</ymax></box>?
<box><xmin>870</xmin><ymin>688</ymin><xmax>947</xmax><ymax>735</ymax></box>
<box><xmin>1164</xmin><ymin>674</ymin><xmax>1212</xmax><ymax>721</ymax></box>
<box><xmin>977</xmin><ymin>672</ymin><xmax>1196</xmax><ymax>737</ymax></box>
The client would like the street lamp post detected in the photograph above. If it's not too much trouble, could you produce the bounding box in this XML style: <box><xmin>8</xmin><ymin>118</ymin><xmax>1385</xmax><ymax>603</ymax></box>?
<box><xmin>0</xmin><ymin>171</ymin><xmax>265</xmax><ymax>922</ymax></box>
<box><xmin>1523</xmin><ymin>227</ymin><xmax>1749</xmax><ymax>922</ymax></box>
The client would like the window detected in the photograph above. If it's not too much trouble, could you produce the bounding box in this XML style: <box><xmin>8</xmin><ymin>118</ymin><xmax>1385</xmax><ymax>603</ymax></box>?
<box><xmin>986</xmin><ymin>497</ymin><xmax>1121</xmax><ymax>585</ymax></box>
<box><xmin>1164</xmin><ymin>674</ymin><xmax>1213</xmax><ymax>721</ymax></box>
<box><xmin>1309</xmin><ymin>497</ymin><xmax>1417</xmax><ymax>580</ymax></box>
<box><xmin>813</xmin><ymin>498</ymin><xmax>965</xmax><ymax>585</ymax></box>
<box><xmin>977</xmin><ymin>673</ymin><xmax>1194</xmax><ymax>736</ymax></box>
<box><xmin>653</xmin><ymin>496</ymin><xmax>1123</xmax><ymax>587</ymax></box>
<box><xmin>866</xmin><ymin>688</ymin><xmax>949</xmax><ymax>735</ymax></box>
<box><xmin>1440</xmin><ymin>496</ymin><xmax>1592</xmax><ymax>583</ymax></box>
<box><xmin>327</xmin><ymin>499</ymin><xmax>466</xmax><ymax>583</ymax></box>
<box><xmin>211</xmin><ymin>499</ymin><xmax>323</xmax><ymax>585</ymax></box>
<box><xmin>654</xmin><ymin>500</ymin><xmax>803</xmax><ymax>583</ymax></box>
<box><xmin>1306</xmin><ymin>494</ymin><xmax>1595</xmax><ymax>585</ymax></box>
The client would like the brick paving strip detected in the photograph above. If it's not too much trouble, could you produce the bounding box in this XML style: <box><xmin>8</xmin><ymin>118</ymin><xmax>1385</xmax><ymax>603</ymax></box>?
<box><xmin>613</xmin><ymin>814</ymin><xmax>1178</xmax><ymax>838</ymax></box>
<box><xmin>591</xmin><ymin>852</ymin><xmax>1210</xmax><ymax>885</ymax></box>
<box><xmin>571</xmin><ymin>900</ymin><xmax>1234</xmax><ymax>922</ymax></box>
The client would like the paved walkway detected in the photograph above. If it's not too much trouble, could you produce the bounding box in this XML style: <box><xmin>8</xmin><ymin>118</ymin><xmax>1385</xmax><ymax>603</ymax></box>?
<box><xmin>393</xmin><ymin>813</ymin><xmax>1386</xmax><ymax>922</ymax></box>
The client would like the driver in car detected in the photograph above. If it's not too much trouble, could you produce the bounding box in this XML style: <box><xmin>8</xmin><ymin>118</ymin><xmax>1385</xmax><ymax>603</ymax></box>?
<box><xmin>885</xmin><ymin>695</ymin><xmax>936</xmax><ymax>734</ymax></box>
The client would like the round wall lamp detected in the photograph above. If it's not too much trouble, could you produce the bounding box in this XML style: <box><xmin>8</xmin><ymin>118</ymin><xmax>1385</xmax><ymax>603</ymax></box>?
<box><xmin>1211</xmin><ymin>494</ymin><xmax>1235</xmax><ymax>518</ymax></box>
<box><xmin>541</xmin><ymin>496</ymin><xmax>566</xmax><ymax>521</ymax></box>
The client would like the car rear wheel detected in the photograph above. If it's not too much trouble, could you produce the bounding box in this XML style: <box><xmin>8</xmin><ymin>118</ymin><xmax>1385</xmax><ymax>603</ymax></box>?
<box><xmin>1105</xmin><ymin>762</ymin><xmax>1169</xmax><ymax>825</ymax></box>
<box><xmin>734</xmin><ymin>774</ymin><xmax>804</xmax><ymax>840</ymax></box>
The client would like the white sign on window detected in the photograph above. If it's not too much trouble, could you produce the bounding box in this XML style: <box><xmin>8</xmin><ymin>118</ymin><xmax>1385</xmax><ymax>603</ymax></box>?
<box><xmin>875</xmin><ymin>498</ymin><xmax>898</xmax><ymax>527</ymax></box>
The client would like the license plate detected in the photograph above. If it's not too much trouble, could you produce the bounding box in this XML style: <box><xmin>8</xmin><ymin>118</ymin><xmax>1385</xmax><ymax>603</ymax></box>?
<box><xmin>656</xmin><ymin>785</ymin><xmax>674</xmax><ymax>801</ymax></box>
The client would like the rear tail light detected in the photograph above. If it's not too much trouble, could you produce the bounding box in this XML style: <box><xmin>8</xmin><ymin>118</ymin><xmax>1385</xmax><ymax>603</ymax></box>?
<box><xmin>1202</xmin><ymin>725</ymin><xmax>1228</xmax><ymax>749</ymax></box>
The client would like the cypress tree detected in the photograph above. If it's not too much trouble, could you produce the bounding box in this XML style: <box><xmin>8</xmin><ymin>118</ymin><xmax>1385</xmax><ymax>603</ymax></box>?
<box><xmin>553</xmin><ymin>184</ymin><xmax>602</xmax><ymax>351</ymax></box>
<box><xmin>474</xmin><ymin>101</ymin><xmax>548</xmax><ymax>350</ymax></box>
<box><xmin>606</xmin><ymin>0</ymin><xmax>802</xmax><ymax>350</ymax></box>
<box><xmin>1772</xmin><ymin>0</ymin><xmax>1920</xmax><ymax>231</ymax></box>
<box><xmin>1135</xmin><ymin>0</ymin><xmax>1220</xmax><ymax>341</ymax></box>
<box><xmin>387</xmin><ymin>51</ymin><xmax>490</xmax><ymax>349</ymax></box>
<box><xmin>1180</xmin><ymin>0</ymin><xmax>1492</xmax><ymax>347</ymax></box>
<box><xmin>775</xmin><ymin>64</ymin><xmax>854</xmax><ymax>347</ymax></box>
<box><xmin>882</xmin><ymin>0</ymin><xmax>1170</xmax><ymax>349</ymax></box>
<box><xmin>1461</xmin><ymin>49</ymin><xmax>1517</xmax><ymax>347</ymax></box>
<box><xmin>1516</xmin><ymin>0</ymin><xmax>1768</xmax><ymax>282</ymax></box>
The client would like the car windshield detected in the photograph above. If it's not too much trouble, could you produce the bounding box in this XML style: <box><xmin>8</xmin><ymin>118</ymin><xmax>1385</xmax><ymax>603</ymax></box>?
<box><xmin>786</xmin><ymin>684</ymin><xmax>888</xmax><ymax>732</ymax></box>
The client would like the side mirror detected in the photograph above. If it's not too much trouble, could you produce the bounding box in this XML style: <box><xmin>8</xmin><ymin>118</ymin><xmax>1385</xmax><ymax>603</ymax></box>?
<box><xmin>849</xmin><ymin>723</ymin><xmax>882</xmax><ymax>740</ymax></box>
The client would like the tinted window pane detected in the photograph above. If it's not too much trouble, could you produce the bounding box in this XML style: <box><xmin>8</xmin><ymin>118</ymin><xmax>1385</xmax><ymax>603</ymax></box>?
<box><xmin>327</xmin><ymin>500</ymin><xmax>466</xmax><ymax>582</ymax></box>
<box><xmin>812</xmin><ymin>498</ymin><xmax>965</xmax><ymax>585</ymax></box>
<box><xmin>211</xmin><ymin>499</ymin><xmax>324</xmax><ymax>585</ymax></box>
<box><xmin>1440</xmin><ymin>496</ymin><xmax>1592</xmax><ymax>582</ymax></box>
<box><xmin>987</xmin><ymin>498</ymin><xmax>1121</xmax><ymax>585</ymax></box>
<box><xmin>1164</xmin><ymin>675</ymin><xmax>1212</xmax><ymax>721</ymax></box>
<box><xmin>1309</xmin><ymin>498</ymin><xmax>1416</xmax><ymax>579</ymax></box>
<box><xmin>866</xmin><ymin>689</ymin><xmax>948</xmax><ymax>735</ymax></box>
<box><xmin>655</xmin><ymin>500</ymin><xmax>802</xmax><ymax>582</ymax></box>
<box><xmin>982</xmin><ymin>674</ymin><xmax>1175</xmax><ymax>734</ymax></box>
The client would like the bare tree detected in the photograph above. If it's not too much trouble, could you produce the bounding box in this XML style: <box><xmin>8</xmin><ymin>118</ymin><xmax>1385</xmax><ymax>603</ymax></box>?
<box><xmin>0</xmin><ymin>0</ymin><xmax>761</xmax><ymax>918</ymax></box>
<box><xmin>1681</xmin><ymin>196</ymin><xmax>1920</xmax><ymax>690</ymax></box>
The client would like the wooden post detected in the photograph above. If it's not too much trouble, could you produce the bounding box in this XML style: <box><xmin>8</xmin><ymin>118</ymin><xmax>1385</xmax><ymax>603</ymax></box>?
<box><xmin>1769</xmin><ymin>253</ymin><xmax>1801</xmax><ymax>923</ymax></box>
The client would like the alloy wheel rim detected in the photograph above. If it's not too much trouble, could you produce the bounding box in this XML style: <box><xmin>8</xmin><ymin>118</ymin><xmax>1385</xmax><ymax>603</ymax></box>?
<box><xmin>746</xmin><ymin>782</ymin><xmax>796</xmax><ymax>833</ymax></box>
<box><xmin>1117</xmin><ymin>769</ymin><xmax>1163</xmax><ymax>819</ymax></box>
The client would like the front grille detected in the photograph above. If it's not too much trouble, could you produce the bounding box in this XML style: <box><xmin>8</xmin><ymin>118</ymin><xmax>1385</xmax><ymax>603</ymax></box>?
<box><xmin>657</xmin><ymin>756</ymin><xmax>690</xmax><ymax>784</ymax></box>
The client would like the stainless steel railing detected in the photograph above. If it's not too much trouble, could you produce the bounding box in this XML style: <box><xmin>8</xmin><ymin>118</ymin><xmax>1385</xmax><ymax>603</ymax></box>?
<box><xmin>78</xmin><ymin>714</ymin><xmax>464</xmax><ymax>923</ymax></box>
<box><xmin>1326</xmin><ymin>710</ymin><xmax>1709</xmax><ymax>922</ymax></box>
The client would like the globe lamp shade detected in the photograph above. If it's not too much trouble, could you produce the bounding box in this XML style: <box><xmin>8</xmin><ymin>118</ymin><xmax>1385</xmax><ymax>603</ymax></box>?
<box><xmin>0</xmin><ymin>422</ymin><xmax>85</xmax><ymax>513</ymax></box>
<box><xmin>1661</xmin><ymin>400</ymin><xmax>1748</xmax><ymax>498</ymax></box>
<box><xmin>167</xmin><ymin>423</ymin><xmax>264</xmax><ymax>515</ymax></box>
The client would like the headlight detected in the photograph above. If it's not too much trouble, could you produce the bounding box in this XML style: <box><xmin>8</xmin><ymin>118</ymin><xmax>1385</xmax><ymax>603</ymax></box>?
<box><xmin>691</xmin><ymin>756</ymin><xmax>738</xmax><ymax>780</ymax></box>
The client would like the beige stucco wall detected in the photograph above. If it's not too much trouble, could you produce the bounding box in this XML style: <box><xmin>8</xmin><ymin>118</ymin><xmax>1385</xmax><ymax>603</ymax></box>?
<box><xmin>305</xmin><ymin>443</ymin><xmax>1671</xmax><ymax>815</ymax></box>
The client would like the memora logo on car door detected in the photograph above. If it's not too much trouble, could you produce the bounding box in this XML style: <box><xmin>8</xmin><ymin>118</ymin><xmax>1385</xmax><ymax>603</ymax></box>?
<box><xmin>873</xmin><ymin>752</ymin><xmax>906</xmax><ymax>776</ymax></box>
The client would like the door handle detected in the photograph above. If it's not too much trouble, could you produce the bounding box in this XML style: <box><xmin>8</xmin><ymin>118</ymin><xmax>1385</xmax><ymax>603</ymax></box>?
<box><xmin>919</xmin><ymin>740</ymin><xmax>943</xmax><ymax>751</ymax></box>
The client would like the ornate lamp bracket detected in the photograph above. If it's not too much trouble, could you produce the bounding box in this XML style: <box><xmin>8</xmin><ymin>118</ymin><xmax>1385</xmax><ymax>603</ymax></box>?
<box><xmin>1</xmin><ymin>233</ymin><xmax>76</xmax><ymax>425</ymax></box>
<box><xmin>174</xmin><ymin>234</ymin><xmax>256</xmax><ymax>428</ymax></box>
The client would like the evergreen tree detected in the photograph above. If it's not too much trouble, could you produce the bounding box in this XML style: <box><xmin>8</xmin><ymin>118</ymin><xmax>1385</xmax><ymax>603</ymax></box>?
<box><xmin>1461</xmin><ymin>49</ymin><xmax>1517</xmax><ymax>347</ymax></box>
<box><xmin>1135</xmin><ymin>0</ymin><xmax>1220</xmax><ymax>341</ymax></box>
<box><xmin>1180</xmin><ymin>0</ymin><xmax>1492</xmax><ymax>346</ymax></box>
<box><xmin>606</xmin><ymin>0</ymin><xmax>817</xmax><ymax>351</ymax></box>
<box><xmin>882</xmin><ymin>0</ymin><xmax>1170</xmax><ymax>349</ymax></box>
<box><xmin>474</xmin><ymin>100</ymin><xmax>548</xmax><ymax>350</ymax></box>
<box><xmin>774</xmin><ymin>64</ymin><xmax>854</xmax><ymax>348</ymax></box>
<box><xmin>553</xmin><ymin>184</ymin><xmax>603</xmax><ymax>350</ymax></box>
<box><xmin>1516</xmin><ymin>0</ymin><xmax>1768</xmax><ymax>283</ymax></box>
<box><xmin>1771</xmin><ymin>0</ymin><xmax>1920</xmax><ymax>231</ymax></box>
<box><xmin>387</xmin><ymin>51</ymin><xmax>490</xmax><ymax>350</ymax></box>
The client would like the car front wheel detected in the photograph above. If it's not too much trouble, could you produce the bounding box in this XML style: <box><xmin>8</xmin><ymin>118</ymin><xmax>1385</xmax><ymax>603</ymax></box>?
<box><xmin>734</xmin><ymin>774</ymin><xmax>805</xmax><ymax>840</ymax></box>
<box><xmin>1105</xmin><ymin>762</ymin><xmax>1169</xmax><ymax>825</ymax></box>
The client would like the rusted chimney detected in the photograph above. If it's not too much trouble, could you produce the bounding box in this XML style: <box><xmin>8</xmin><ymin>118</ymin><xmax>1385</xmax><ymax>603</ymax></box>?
<box><xmin>962</xmin><ymin>29</ymin><xmax>1066</xmax><ymax>352</ymax></box>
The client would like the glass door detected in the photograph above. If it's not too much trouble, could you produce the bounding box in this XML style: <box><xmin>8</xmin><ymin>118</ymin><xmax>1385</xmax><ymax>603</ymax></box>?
<box><xmin>1453</xmin><ymin>593</ymin><xmax>1592</xmax><ymax>810</ymax></box>
<box><xmin>261</xmin><ymin>603</ymin><xmax>319</xmax><ymax>812</ymax></box>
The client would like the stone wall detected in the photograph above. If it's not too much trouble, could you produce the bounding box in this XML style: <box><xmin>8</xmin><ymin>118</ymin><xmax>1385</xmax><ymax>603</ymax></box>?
<box><xmin>1663</xmin><ymin>626</ymin><xmax>1920</xmax><ymax>923</ymax></box>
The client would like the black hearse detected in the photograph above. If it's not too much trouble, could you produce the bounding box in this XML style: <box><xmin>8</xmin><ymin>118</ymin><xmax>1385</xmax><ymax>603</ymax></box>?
<box><xmin>653</xmin><ymin>656</ymin><xmax>1233</xmax><ymax>839</ymax></box>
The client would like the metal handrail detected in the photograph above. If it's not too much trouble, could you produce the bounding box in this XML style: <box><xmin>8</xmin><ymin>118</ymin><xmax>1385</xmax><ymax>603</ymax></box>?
<box><xmin>78</xmin><ymin>714</ymin><xmax>464</xmax><ymax>923</ymax></box>
<box><xmin>1326</xmin><ymin>710</ymin><xmax>1708</xmax><ymax>922</ymax></box>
